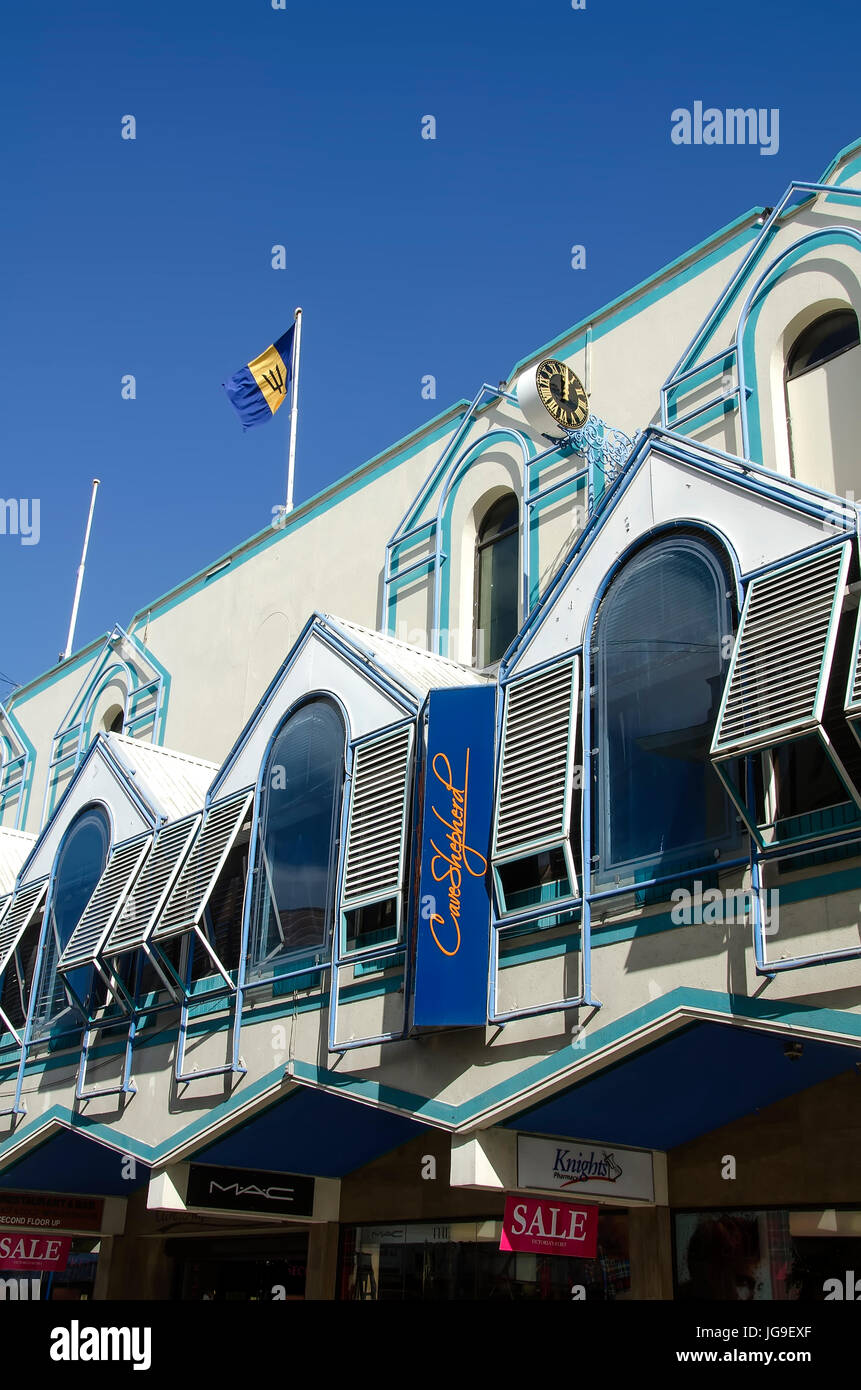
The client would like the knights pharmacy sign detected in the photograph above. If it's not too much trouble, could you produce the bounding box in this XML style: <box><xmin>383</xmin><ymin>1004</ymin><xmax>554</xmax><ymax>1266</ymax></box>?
<box><xmin>517</xmin><ymin>1134</ymin><xmax>656</xmax><ymax>1204</ymax></box>
<box><xmin>413</xmin><ymin>686</ymin><xmax>495</xmax><ymax>1028</ymax></box>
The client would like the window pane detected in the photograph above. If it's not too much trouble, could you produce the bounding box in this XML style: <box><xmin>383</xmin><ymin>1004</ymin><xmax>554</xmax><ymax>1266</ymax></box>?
<box><xmin>596</xmin><ymin>540</ymin><xmax>740</xmax><ymax>878</ymax></box>
<box><xmin>252</xmin><ymin>702</ymin><xmax>344</xmax><ymax>968</ymax></box>
<box><xmin>477</xmin><ymin>525</ymin><xmax>519</xmax><ymax>665</ymax></box>
<box><xmin>479</xmin><ymin>495</ymin><xmax>518</xmax><ymax>543</ymax></box>
<box><xmin>786</xmin><ymin>309</ymin><xmax>860</xmax><ymax>381</ymax></box>
<box><xmin>37</xmin><ymin>806</ymin><xmax>110</xmax><ymax>1023</ymax></box>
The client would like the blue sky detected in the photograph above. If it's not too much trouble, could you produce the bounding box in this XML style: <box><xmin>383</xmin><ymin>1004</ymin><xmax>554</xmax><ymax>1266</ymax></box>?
<box><xmin>1</xmin><ymin>0</ymin><xmax>859</xmax><ymax>695</ymax></box>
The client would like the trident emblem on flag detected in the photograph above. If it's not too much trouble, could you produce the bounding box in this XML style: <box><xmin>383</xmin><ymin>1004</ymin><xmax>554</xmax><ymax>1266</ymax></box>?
<box><xmin>262</xmin><ymin>363</ymin><xmax>285</xmax><ymax>395</ymax></box>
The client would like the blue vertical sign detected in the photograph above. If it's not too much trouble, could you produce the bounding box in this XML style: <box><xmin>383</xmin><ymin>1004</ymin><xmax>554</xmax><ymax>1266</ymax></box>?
<box><xmin>413</xmin><ymin>685</ymin><xmax>495</xmax><ymax>1028</ymax></box>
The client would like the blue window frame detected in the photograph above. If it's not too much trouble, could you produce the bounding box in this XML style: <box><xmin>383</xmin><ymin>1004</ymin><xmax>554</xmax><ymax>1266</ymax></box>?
<box><xmin>593</xmin><ymin>536</ymin><xmax>743</xmax><ymax>885</ymax></box>
<box><xmin>34</xmin><ymin>805</ymin><xmax>111</xmax><ymax>1029</ymax></box>
<box><xmin>249</xmin><ymin>700</ymin><xmax>345</xmax><ymax>974</ymax></box>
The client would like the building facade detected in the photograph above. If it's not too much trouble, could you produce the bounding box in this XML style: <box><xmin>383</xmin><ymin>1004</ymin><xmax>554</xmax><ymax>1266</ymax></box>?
<box><xmin>2</xmin><ymin>140</ymin><xmax>861</xmax><ymax>1301</ymax></box>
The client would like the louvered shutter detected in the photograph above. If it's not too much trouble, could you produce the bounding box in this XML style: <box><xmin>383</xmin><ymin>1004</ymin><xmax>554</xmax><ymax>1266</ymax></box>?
<box><xmin>843</xmin><ymin>588</ymin><xmax>861</xmax><ymax>735</ymax></box>
<box><xmin>0</xmin><ymin>879</ymin><xmax>48</xmax><ymax>977</ymax></box>
<box><xmin>103</xmin><ymin>816</ymin><xmax>200</xmax><ymax>957</ymax></box>
<box><xmin>58</xmin><ymin>835</ymin><xmax>152</xmax><ymax>973</ymax></box>
<box><xmin>712</xmin><ymin>543</ymin><xmax>850</xmax><ymax>757</ymax></box>
<box><xmin>342</xmin><ymin>726</ymin><xmax>413</xmax><ymax>910</ymax></box>
<box><xmin>493</xmin><ymin>658</ymin><xmax>579</xmax><ymax>858</ymax></box>
<box><xmin>152</xmin><ymin>790</ymin><xmax>253</xmax><ymax>942</ymax></box>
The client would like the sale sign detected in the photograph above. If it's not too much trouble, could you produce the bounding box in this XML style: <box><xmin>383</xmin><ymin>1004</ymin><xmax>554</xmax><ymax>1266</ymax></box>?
<box><xmin>500</xmin><ymin>1195</ymin><xmax>598</xmax><ymax>1258</ymax></box>
<box><xmin>0</xmin><ymin>1234</ymin><xmax>72</xmax><ymax>1271</ymax></box>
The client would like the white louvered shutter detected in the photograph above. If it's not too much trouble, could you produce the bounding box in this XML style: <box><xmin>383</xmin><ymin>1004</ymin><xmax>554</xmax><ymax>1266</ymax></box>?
<box><xmin>0</xmin><ymin>880</ymin><xmax>48</xmax><ymax>977</ymax></box>
<box><xmin>342</xmin><ymin>726</ymin><xmax>413</xmax><ymax>909</ymax></box>
<box><xmin>153</xmin><ymin>791</ymin><xmax>253</xmax><ymax>942</ymax></box>
<box><xmin>845</xmin><ymin>594</ymin><xmax>861</xmax><ymax>719</ymax></box>
<box><xmin>58</xmin><ymin>835</ymin><xmax>152</xmax><ymax>973</ymax></box>
<box><xmin>712</xmin><ymin>543</ymin><xmax>850</xmax><ymax>757</ymax></box>
<box><xmin>104</xmin><ymin>816</ymin><xmax>200</xmax><ymax>957</ymax></box>
<box><xmin>493</xmin><ymin>658</ymin><xmax>579</xmax><ymax>858</ymax></box>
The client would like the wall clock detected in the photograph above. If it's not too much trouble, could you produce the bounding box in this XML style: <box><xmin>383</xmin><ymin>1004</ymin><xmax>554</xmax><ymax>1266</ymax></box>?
<box><xmin>516</xmin><ymin>358</ymin><xmax>589</xmax><ymax>437</ymax></box>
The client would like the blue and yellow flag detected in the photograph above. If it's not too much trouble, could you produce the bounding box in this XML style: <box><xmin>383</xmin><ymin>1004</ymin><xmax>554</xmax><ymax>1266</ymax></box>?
<box><xmin>223</xmin><ymin>325</ymin><xmax>295</xmax><ymax>430</ymax></box>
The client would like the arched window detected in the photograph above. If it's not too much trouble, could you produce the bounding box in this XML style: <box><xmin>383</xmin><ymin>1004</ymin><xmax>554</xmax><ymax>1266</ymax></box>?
<box><xmin>249</xmin><ymin>700</ymin><xmax>345</xmax><ymax>972</ymax></box>
<box><xmin>104</xmin><ymin>706</ymin><xmax>125</xmax><ymax>734</ymax></box>
<box><xmin>34</xmin><ymin>805</ymin><xmax>110</xmax><ymax>1027</ymax></box>
<box><xmin>785</xmin><ymin>307</ymin><xmax>861</xmax><ymax>495</ymax></box>
<box><xmin>475</xmin><ymin>494</ymin><xmax>519</xmax><ymax>666</ymax></box>
<box><xmin>786</xmin><ymin>309</ymin><xmax>860</xmax><ymax>381</ymax></box>
<box><xmin>593</xmin><ymin>536</ymin><xmax>741</xmax><ymax>881</ymax></box>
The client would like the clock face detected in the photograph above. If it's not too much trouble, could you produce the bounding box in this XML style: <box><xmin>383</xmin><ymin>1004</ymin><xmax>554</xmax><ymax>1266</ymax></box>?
<box><xmin>535</xmin><ymin>359</ymin><xmax>589</xmax><ymax>431</ymax></box>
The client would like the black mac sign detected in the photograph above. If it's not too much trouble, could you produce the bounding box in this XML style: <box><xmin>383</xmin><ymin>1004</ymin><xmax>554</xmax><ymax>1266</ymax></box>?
<box><xmin>186</xmin><ymin>1164</ymin><xmax>315</xmax><ymax>1218</ymax></box>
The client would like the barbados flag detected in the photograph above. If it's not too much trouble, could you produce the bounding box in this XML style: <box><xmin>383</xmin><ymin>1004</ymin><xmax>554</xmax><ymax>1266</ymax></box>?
<box><xmin>223</xmin><ymin>325</ymin><xmax>295</xmax><ymax>430</ymax></box>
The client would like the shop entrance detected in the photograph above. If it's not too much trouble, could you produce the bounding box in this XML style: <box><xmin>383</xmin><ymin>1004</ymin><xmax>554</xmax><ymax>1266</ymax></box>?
<box><xmin>168</xmin><ymin>1231</ymin><xmax>309</xmax><ymax>1301</ymax></box>
<box><xmin>339</xmin><ymin>1211</ymin><xmax>630</xmax><ymax>1301</ymax></box>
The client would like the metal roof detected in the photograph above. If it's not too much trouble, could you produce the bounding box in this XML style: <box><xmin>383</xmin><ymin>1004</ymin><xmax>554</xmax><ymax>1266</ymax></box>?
<box><xmin>321</xmin><ymin>616</ymin><xmax>492</xmax><ymax>700</ymax></box>
<box><xmin>104</xmin><ymin>734</ymin><xmax>218</xmax><ymax>822</ymax></box>
<box><xmin>0</xmin><ymin>827</ymin><xmax>36</xmax><ymax>896</ymax></box>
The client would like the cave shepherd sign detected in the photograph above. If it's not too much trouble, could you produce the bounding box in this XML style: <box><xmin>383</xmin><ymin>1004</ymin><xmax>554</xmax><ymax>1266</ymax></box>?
<box><xmin>413</xmin><ymin>685</ymin><xmax>495</xmax><ymax>1028</ymax></box>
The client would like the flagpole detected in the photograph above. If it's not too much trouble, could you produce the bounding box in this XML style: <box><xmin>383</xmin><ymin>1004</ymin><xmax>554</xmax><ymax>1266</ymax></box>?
<box><xmin>63</xmin><ymin>478</ymin><xmax>100</xmax><ymax>661</ymax></box>
<box><xmin>285</xmin><ymin>306</ymin><xmax>302</xmax><ymax>514</ymax></box>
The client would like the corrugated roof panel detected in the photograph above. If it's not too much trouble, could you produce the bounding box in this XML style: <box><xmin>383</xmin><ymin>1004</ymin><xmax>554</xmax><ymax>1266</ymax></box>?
<box><xmin>105</xmin><ymin>734</ymin><xmax>218</xmax><ymax>820</ymax></box>
<box><xmin>323</xmin><ymin>616</ymin><xmax>491</xmax><ymax>699</ymax></box>
<box><xmin>0</xmin><ymin>828</ymin><xmax>36</xmax><ymax>898</ymax></box>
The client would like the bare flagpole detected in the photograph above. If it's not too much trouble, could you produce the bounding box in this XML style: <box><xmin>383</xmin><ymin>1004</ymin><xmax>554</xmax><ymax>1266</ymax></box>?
<box><xmin>63</xmin><ymin>478</ymin><xmax>100</xmax><ymax>661</ymax></box>
<box><xmin>285</xmin><ymin>306</ymin><xmax>302</xmax><ymax>514</ymax></box>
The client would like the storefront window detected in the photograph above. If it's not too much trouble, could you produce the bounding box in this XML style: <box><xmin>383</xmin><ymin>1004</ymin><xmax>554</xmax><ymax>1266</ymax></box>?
<box><xmin>339</xmin><ymin>1212</ymin><xmax>630</xmax><ymax>1301</ymax></box>
<box><xmin>674</xmin><ymin>1208</ymin><xmax>861</xmax><ymax>1301</ymax></box>
<box><xmin>42</xmin><ymin>1241</ymin><xmax>100</xmax><ymax>1301</ymax></box>
<box><xmin>169</xmin><ymin>1232</ymin><xmax>308</xmax><ymax>1301</ymax></box>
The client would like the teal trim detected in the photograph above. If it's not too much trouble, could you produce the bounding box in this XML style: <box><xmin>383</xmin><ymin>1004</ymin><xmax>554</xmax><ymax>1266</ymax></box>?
<box><xmin>388</xmin><ymin>556</ymin><xmax>435</xmax><ymax>593</ymax></box>
<box><xmin>741</xmin><ymin>229</ymin><xmax>861</xmax><ymax>466</ymax></box>
<box><xmin>391</xmin><ymin>521</ymin><xmax>436</xmax><ymax>571</ymax></box>
<box><xmin>665</xmin><ymin>352</ymin><xmax>735</xmax><ymax>423</ymax></box>
<box><xmin>437</xmin><ymin>431</ymin><xmax>536</xmax><ymax>655</ymax></box>
<box><xmin>5</xmin><ymin>985</ymin><xmax>861</xmax><ymax>1159</ymax></box>
<box><xmin>673</xmin><ymin>182</ymin><xmax>861</xmax><ymax>393</ymax></box>
<box><xmin>0</xmin><ymin>970</ymin><xmax>404</xmax><ymax>1084</ymax></box>
<box><xmin>128</xmin><ymin>408</ymin><xmax>469</xmax><ymax>634</ymax></box>
<box><xmin>508</xmin><ymin>215</ymin><xmax>761</xmax><ymax>381</ymax></box>
<box><xmin>674</xmin><ymin>396</ymin><xmax>738</xmax><ymax>438</ymax></box>
<box><xmin>8</xmin><ymin>639</ymin><xmax>108</xmax><ymax>710</ymax></box>
<box><xmin>497</xmin><ymin>855</ymin><xmax>861</xmax><ymax>963</ymax></box>
<box><xmin>0</xmin><ymin>703</ymin><xmax>36</xmax><ymax>828</ymax></box>
<box><xmin>80</xmin><ymin>664</ymin><xmax>129</xmax><ymax>746</ymax></box>
<box><xmin>819</xmin><ymin>137</ymin><xmax>861</xmax><ymax>186</ymax></box>
<box><xmin>527</xmin><ymin>461</ymin><xmax>586</xmax><ymax>610</ymax></box>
